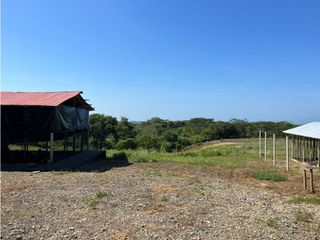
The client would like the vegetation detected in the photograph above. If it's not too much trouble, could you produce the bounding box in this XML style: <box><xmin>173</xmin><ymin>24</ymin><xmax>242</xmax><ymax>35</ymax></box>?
<box><xmin>106</xmin><ymin>138</ymin><xmax>288</xmax><ymax>170</ymax></box>
<box><xmin>291</xmin><ymin>195</ymin><xmax>320</xmax><ymax>205</ymax></box>
<box><xmin>294</xmin><ymin>209</ymin><xmax>313</xmax><ymax>223</ymax></box>
<box><xmin>252</xmin><ymin>169</ymin><xmax>287</xmax><ymax>182</ymax></box>
<box><xmin>89</xmin><ymin>114</ymin><xmax>295</xmax><ymax>152</ymax></box>
<box><xmin>266</xmin><ymin>218</ymin><xmax>279</xmax><ymax>228</ymax></box>
<box><xmin>84</xmin><ymin>191</ymin><xmax>109</xmax><ymax>208</ymax></box>
<box><xmin>160</xmin><ymin>195</ymin><xmax>169</xmax><ymax>202</ymax></box>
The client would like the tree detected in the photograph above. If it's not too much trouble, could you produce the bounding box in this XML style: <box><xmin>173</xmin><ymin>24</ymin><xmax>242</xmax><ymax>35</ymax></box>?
<box><xmin>116</xmin><ymin>117</ymin><xmax>136</xmax><ymax>140</ymax></box>
<box><xmin>89</xmin><ymin>114</ymin><xmax>118</xmax><ymax>149</ymax></box>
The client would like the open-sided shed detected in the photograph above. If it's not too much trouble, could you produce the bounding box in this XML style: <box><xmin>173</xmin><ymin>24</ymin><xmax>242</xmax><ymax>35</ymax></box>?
<box><xmin>283</xmin><ymin>122</ymin><xmax>320</xmax><ymax>192</ymax></box>
<box><xmin>283</xmin><ymin>122</ymin><xmax>320</xmax><ymax>168</ymax></box>
<box><xmin>1</xmin><ymin>91</ymin><xmax>94</xmax><ymax>163</ymax></box>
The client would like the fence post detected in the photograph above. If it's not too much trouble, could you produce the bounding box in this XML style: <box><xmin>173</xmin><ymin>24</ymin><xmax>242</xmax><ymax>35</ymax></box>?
<box><xmin>273</xmin><ymin>134</ymin><xmax>276</xmax><ymax>165</ymax></box>
<box><xmin>264</xmin><ymin>132</ymin><xmax>267</xmax><ymax>161</ymax></box>
<box><xmin>259</xmin><ymin>130</ymin><xmax>262</xmax><ymax>158</ymax></box>
<box><xmin>286</xmin><ymin>136</ymin><xmax>289</xmax><ymax>171</ymax></box>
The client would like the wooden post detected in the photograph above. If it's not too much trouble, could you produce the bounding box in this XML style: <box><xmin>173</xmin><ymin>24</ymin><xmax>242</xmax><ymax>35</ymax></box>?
<box><xmin>80</xmin><ymin>131</ymin><xmax>84</xmax><ymax>152</ymax></box>
<box><xmin>63</xmin><ymin>132</ymin><xmax>67</xmax><ymax>158</ymax></box>
<box><xmin>303</xmin><ymin>169</ymin><xmax>307</xmax><ymax>190</ymax></box>
<box><xmin>73</xmin><ymin>132</ymin><xmax>76</xmax><ymax>152</ymax></box>
<box><xmin>264</xmin><ymin>132</ymin><xmax>267</xmax><ymax>161</ymax></box>
<box><xmin>23</xmin><ymin>137</ymin><xmax>27</xmax><ymax>162</ymax></box>
<box><xmin>310</xmin><ymin>169</ymin><xmax>314</xmax><ymax>193</ymax></box>
<box><xmin>317</xmin><ymin>142</ymin><xmax>320</xmax><ymax>167</ymax></box>
<box><xmin>87</xmin><ymin>129</ymin><xmax>89</xmax><ymax>151</ymax></box>
<box><xmin>286</xmin><ymin>136</ymin><xmax>289</xmax><ymax>171</ymax></box>
<box><xmin>259</xmin><ymin>130</ymin><xmax>262</xmax><ymax>158</ymax></box>
<box><xmin>273</xmin><ymin>134</ymin><xmax>276</xmax><ymax>165</ymax></box>
<box><xmin>63</xmin><ymin>133</ymin><xmax>67</xmax><ymax>152</ymax></box>
<box><xmin>49</xmin><ymin>132</ymin><xmax>54</xmax><ymax>164</ymax></box>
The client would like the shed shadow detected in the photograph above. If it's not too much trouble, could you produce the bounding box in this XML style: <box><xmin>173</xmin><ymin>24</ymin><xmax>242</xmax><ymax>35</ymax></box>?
<box><xmin>1</xmin><ymin>151</ymin><xmax>131</xmax><ymax>172</ymax></box>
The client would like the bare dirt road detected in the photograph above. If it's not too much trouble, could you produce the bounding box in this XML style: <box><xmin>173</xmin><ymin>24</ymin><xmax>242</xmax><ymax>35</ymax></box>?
<box><xmin>1</xmin><ymin>161</ymin><xmax>320</xmax><ymax>240</ymax></box>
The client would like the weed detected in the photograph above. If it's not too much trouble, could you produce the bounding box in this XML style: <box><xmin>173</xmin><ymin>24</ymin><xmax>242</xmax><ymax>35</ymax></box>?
<box><xmin>84</xmin><ymin>190</ymin><xmax>109</xmax><ymax>208</ymax></box>
<box><xmin>193</xmin><ymin>187</ymin><xmax>205</xmax><ymax>196</ymax></box>
<box><xmin>266</xmin><ymin>218</ymin><xmax>279</xmax><ymax>228</ymax></box>
<box><xmin>160</xmin><ymin>195</ymin><xmax>169</xmax><ymax>202</ymax></box>
<box><xmin>190</xmin><ymin>176</ymin><xmax>201</xmax><ymax>184</ymax></box>
<box><xmin>12</xmin><ymin>211</ymin><xmax>28</xmax><ymax>219</ymax></box>
<box><xmin>96</xmin><ymin>191</ymin><xmax>108</xmax><ymax>199</ymax></box>
<box><xmin>252</xmin><ymin>169</ymin><xmax>287</xmax><ymax>182</ymax></box>
<box><xmin>294</xmin><ymin>209</ymin><xmax>313</xmax><ymax>223</ymax></box>
<box><xmin>291</xmin><ymin>195</ymin><xmax>320</xmax><ymax>205</ymax></box>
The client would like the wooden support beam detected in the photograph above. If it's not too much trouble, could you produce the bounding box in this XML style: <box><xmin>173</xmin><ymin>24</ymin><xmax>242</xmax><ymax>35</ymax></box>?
<box><xmin>303</xmin><ymin>169</ymin><xmax>307</xmax><ymax>190</ymax></box>
<box><xmin>80</xmin><ymin>131</ymin><xmax>84</xmax><ymax>152</ymax></box>
<box><xmin>49</xmin><ymin>132</ymin><xmax>54</xmax><ymax>164</ymax></box>
<box><xmin>310</xmin><ymin>169</ymin><xmax>314</xmax><ymax>193</ymax></box>
<box><xmin>73</xmin><ymin>132</ymin><xmax>76</xmax><ymax>152</ymax></box>
<box><xmin>87</xmin><ymin>129</ymin><xmax>89</xmax><ymax>151</ymax></box>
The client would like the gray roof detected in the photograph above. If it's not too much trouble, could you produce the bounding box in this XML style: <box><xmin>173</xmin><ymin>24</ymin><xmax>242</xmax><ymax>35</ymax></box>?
<box><xmin>283</xmin><ymin>122</ymin><xmax>320</xmax><ymax>140</ymax></box>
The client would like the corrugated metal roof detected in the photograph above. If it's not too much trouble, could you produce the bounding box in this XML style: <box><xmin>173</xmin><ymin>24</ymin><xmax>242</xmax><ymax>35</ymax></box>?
<box><xmin>0</xmin><ymin>91</ymin><xmax>94</xmax><ymax>110</ymax></box>
<box><xmin>283</xmin><ymin>122</ymin><xmax>320</xmax><ymax>140</ymax></box>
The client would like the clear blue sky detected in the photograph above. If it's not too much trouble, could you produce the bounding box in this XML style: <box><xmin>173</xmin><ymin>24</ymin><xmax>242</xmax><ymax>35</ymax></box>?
<box><xmin>2</xmin><ymin>0</ymin><xmax>320</xmax><ymax>123</ymax></box>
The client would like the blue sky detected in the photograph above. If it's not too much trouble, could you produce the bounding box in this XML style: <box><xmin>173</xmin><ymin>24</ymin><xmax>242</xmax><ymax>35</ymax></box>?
<box><xmin>2</xmin><ymin>0</ymin><xmax>320</xmax><ymax>123</ymax></box>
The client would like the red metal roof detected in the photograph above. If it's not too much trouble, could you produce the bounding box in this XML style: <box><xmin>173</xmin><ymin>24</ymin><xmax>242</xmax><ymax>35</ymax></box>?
<box><xmin>0</xmin><ymin>91</ymin><xmax>94</xmax><ymax>110</ymax></box>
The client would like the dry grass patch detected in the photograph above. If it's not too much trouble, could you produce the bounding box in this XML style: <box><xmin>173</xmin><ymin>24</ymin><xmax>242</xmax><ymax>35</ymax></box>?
<box><xmin>2</xmin><ymin>183</ymin><xmax>32</xmax><ymax>192</ymax></box>
<box><xmin>294</xmin><ymin>209</ymin><xmax>313</xmax><ymax>223</ymax></box>
<box><xmin>152</xmin><ymin>184</ymin><xmax>180</xmax><ymax>193</ymax></box>
<box><xmin>146</xmin><ymin>204</ymin><xmax>167</xmax><ymax>215</ymax></box>
<box><xmin>113</xmin><ymin>229</ymin><xmax>135</xmax><ymax>240</ymax></box>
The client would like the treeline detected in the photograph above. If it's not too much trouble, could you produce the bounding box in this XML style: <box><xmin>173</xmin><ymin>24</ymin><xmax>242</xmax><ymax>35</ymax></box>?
<box><xmin>89</xmin><ymin>114</ymin><xmax>296</xmax><ymax>152</ymax></box>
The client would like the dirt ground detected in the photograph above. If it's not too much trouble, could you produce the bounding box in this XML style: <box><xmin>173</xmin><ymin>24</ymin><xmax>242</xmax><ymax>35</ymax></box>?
<box><xmin>1</xmin><ymin>160</ymin><xmax>320</xmax><ymax>240</ymax></box>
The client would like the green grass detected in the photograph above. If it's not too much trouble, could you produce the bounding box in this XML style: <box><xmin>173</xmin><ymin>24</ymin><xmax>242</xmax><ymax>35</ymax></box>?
<box><xmin>83</xmin><ymin>190</ymin><xmax>109</xmax><ymax>208</ymax></box>
<box><xmin>107</xmin><ymin>138</ymin><xmax>289</xmax><ymax>172</ymax></box>
<box><xmin>121</xmin><ymin>139</ymin><xmax>259</xmax><ymax>168</ymax></box>
<box><xmin>252</xmin><ymin>169</ymin><xmax>287</xmax><ymax>182</ymax></box>
<box><xmin>96</xmin><ymin>191</ymin><xmax>108</xmax><ymax>199</ymax></box>
<box><xmin>266</xmin><ymin>218</ymin><xmax>279</xmax><ymax>228</ymax></box>
<box><xmin>291</xmin><ymin>195</ymin><xmax>320</xmax><ymax>205</ymax></box>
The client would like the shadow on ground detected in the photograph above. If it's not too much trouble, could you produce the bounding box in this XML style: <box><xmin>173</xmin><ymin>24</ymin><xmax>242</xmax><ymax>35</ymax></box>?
<box><xmin>1</xmin><ymin>151</ymin><xmax>131</xmax><ymax>172</ymax></box>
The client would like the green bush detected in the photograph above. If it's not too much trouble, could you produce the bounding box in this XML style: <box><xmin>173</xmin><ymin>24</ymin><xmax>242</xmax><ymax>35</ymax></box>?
<box><xmin>115</xmin><ymin>138</ymin><xmax>137</xmax><ymax>150</ymax></box>
<box><xmin>136</xmin><ymin>136</ymin><xmax>161</xmax><ymax>150</ymax></box>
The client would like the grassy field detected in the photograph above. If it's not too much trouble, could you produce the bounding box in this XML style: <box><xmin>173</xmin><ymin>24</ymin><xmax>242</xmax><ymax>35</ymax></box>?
<box><xmin>109</xmin><ymin>138</ymin><xmax>288</xmax><ymax>169</ymax></box>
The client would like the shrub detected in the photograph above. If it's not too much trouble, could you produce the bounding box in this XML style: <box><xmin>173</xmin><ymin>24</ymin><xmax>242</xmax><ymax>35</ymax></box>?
<box><xmin>115</xmin><ymin>138</ymin><xmax>137</xmax><ymax>150</ymax></box>
<box><xmin>136</xmin><ymin>136</ymin><xmax>161</xmax><ymax>150</ymax></box>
